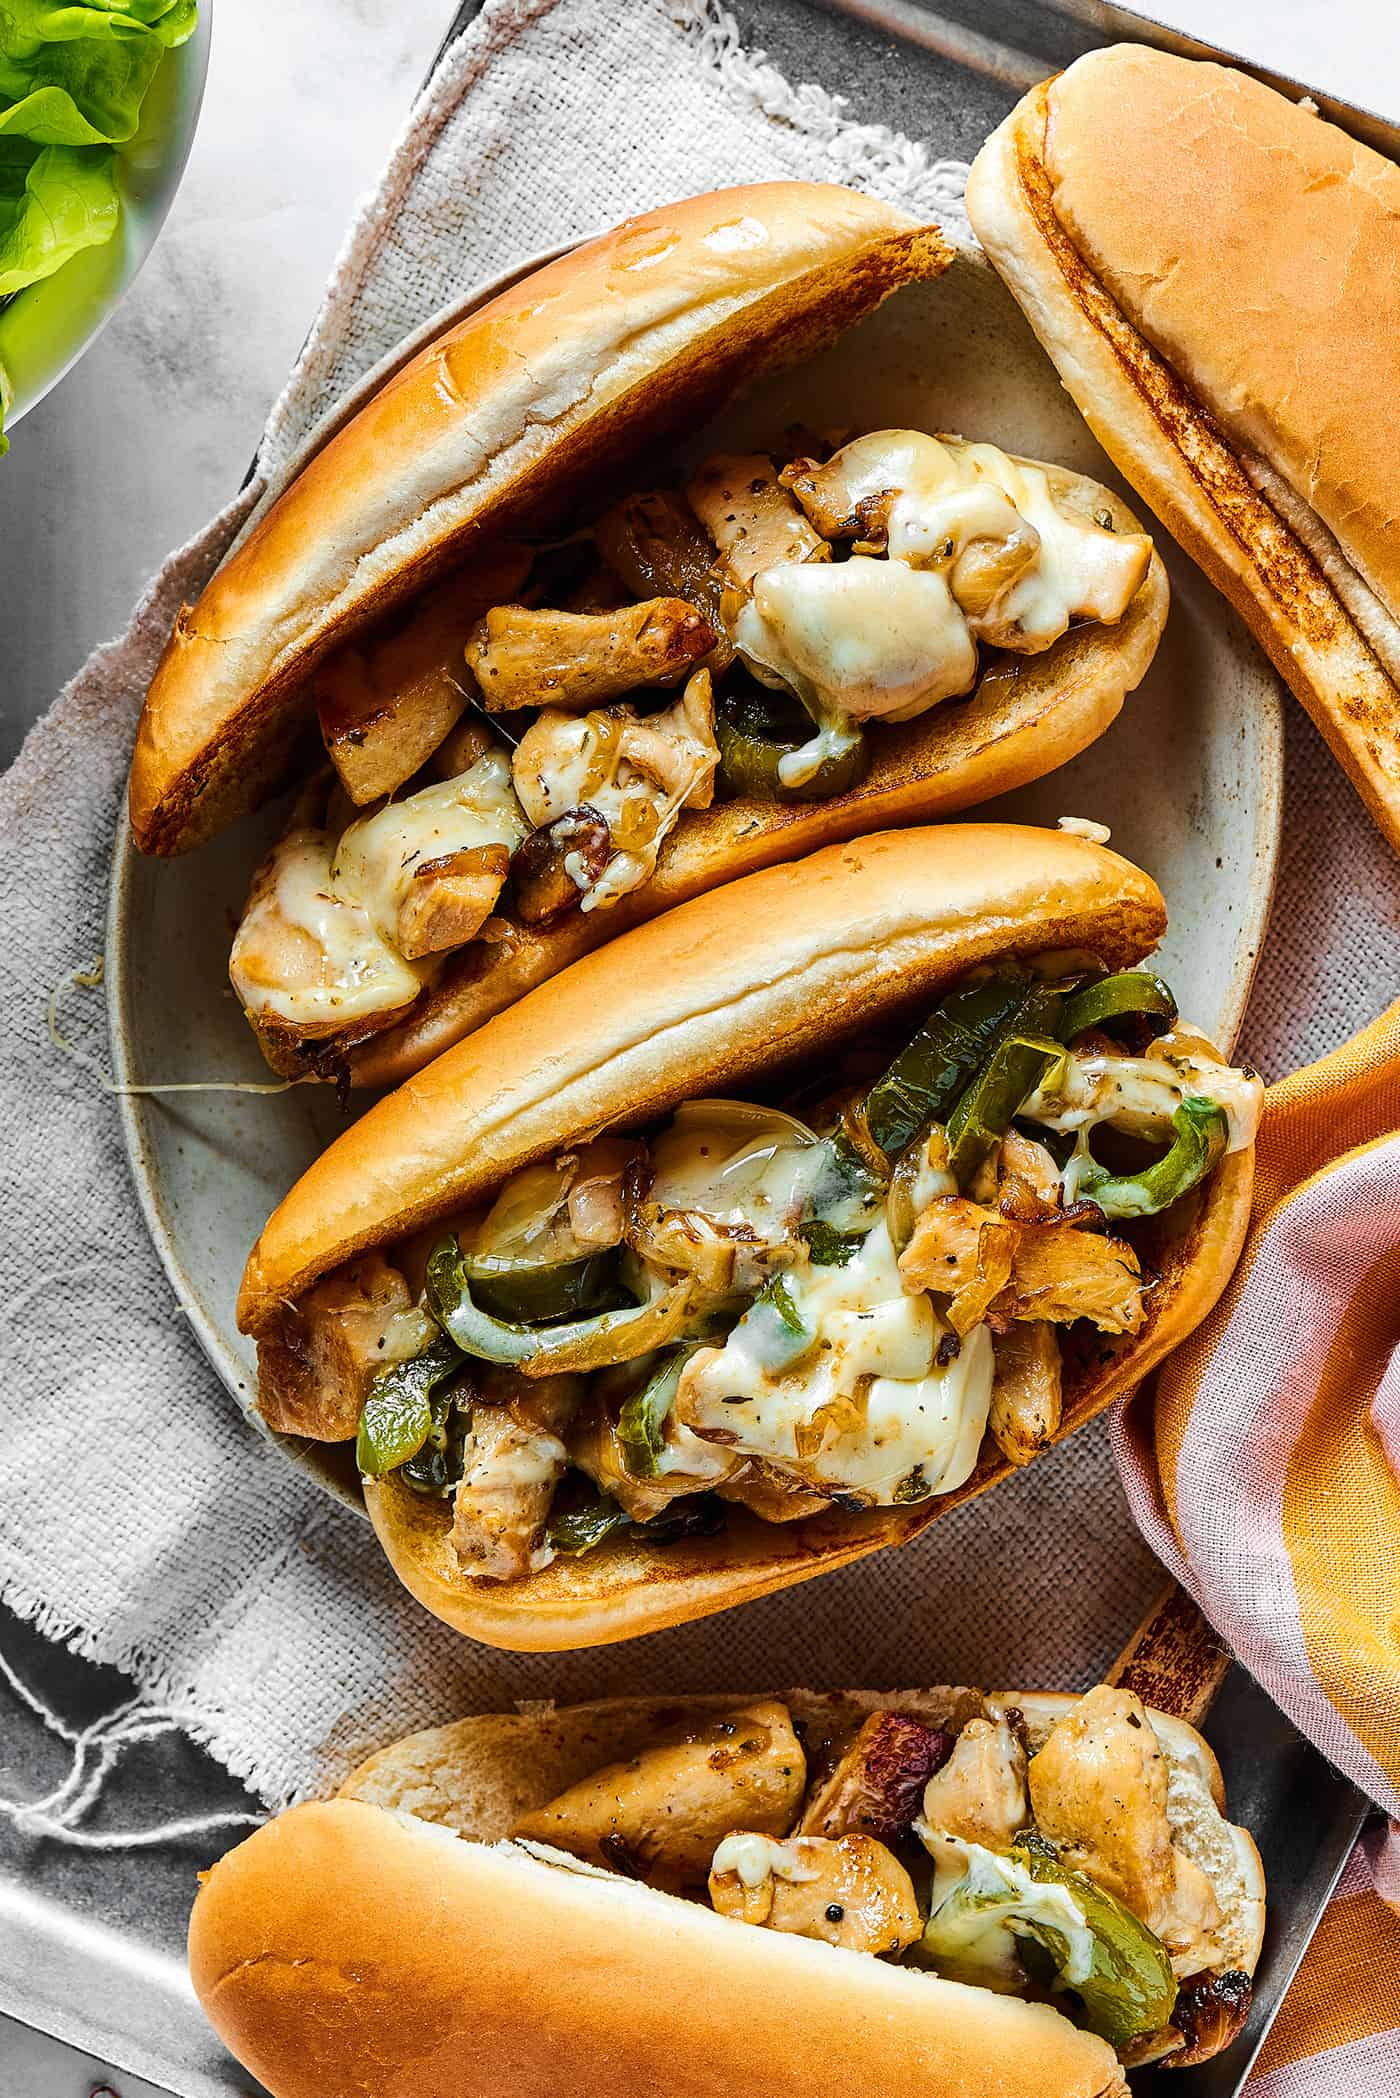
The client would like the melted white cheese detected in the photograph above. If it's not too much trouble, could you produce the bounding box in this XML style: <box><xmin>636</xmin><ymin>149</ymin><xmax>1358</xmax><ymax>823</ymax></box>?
<box><xmin>712</xmin><ymin>1834</ymin><xmax>819</xmax><ymax>1889</ymax></box>
<box><xmin>733</xmin><ymin>430</ymin><xmax>1148</xmax><ymax>734</ymax></box>
<box><xmin>915</xmin><ymin>1827</ymin><xmax>1095</xmax><ymax>1990</ymax></box>
<box><xmin>646</xmin><ymin>1101</ymin><xmax>821</xmax><ymax>1241</ymax></box>
<box><xmin>1024</xmin><ymin>1039</ymin><xmax>1263</xmax><ymax>1155</ymax></box>
<box><xmin>735</xmin><ymin>557</ymin><xmax>978</xmax><ymax>727</ymax></box>
<box><xmin>332</xmin><ymin>751</ymin><xmax>526</xmax><ymax>941</ymax></box>
<box><xmin>231</xmin><ymin>753</ymin><xmax>526</xmax><ymax>1030</ymax></box>
<box><xmin>230</xmin><ymin>826</ymin><xmax>427</xmax><ymax>1028</ymax></box>
<box><xmin>678</xmin><ymin>1219</ymin><xmax>994</xmax><ymax>1503</ymax></box>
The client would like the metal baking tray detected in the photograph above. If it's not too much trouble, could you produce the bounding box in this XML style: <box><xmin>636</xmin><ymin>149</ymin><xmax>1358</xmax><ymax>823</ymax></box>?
<box><xmin>1</xmin><ymin>1</ymin><xmax>1379</xmax><ymax>2091</ymax></box>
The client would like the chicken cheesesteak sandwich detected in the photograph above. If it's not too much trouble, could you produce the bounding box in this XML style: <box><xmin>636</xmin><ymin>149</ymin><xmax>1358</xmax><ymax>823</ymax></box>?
<box><xmin>130</xmin><ymin>183</ymin><xmax>1168</xmax><ymax>1089</ymax></box>
<box><xmin>237</xmin><ymin>827</ymin><xmax>1259</xmax><ymax>1648</ymax></box>
<box><xmin>190</xmin><ymin>1683</ymin><xmax>1265</xmax><ymax>2096</ymax></box>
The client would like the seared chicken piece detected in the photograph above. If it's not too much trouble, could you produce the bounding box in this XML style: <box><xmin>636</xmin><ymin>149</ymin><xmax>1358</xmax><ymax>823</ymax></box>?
<box><xmin>594</xmin><ymin>490</ymin><xmax>734</xmax><ymax>666</ymax></box>
<box><xmin>709</xmin><ymin>1831</ymin><xmax>921</xmax><ymax>1957</ymax></box>
<box><xmin>257</xmin><ymin>1255</ymin><xmax>435</xmax><ymax>1440</ymax></box>
<box><xmin>431</xmin><ymin>711</ymin><xmax>496</xmax><ymax>782</ymax></box>
<box><xmin>511</xmin><ymin>670</ymin><xmax>719</xmax><ymax>911</ymax></box>
<box><xmin>997</xmin><ymin>1130</ymin><xmax>1065</xmax><ymax>1224</ymax></box>
<box><xmin>464</xmin><ymin>598</ymin><xmax>715</xmax><ymax>713</ymax></box>
<box><xmin>1028</xmin><ymin>1686</ymin><xmax>1224</xmax><ymax>1971</ymax></box>
<box><xmin>569</xmin><ymin>1394</ymin><xmax>741</xmax><ymax>1525</ymax></box>
<box><xmin>315</xmin><ymin>544</ymin><xmax>531</xmax><ymax>804</ymax></box>
<box><xmin>989</xmin><ymin>1322</ymin><xmax>1063</xmax><ymax>1468</ymax></box>
<box><xmin>686</xmin><ymin>453</ymin><xmax>829</xmax><ymax>591</ymax></box>
<box><xmin>717</xmin><ymin>1464</ymin><xmax>828</xmax><ymax>1525</ymax></box>
<box><xmin>799</xmin><ymin>1711</ymin><xmax>953</xmax><ymax>1840</ymax></box>
<box><xmin>514</xmin><ymin>1701</ymin><xmax>806</xmax><ymax>1888</ymax></box>
<box><xmin>898</xmin><ymin>1200</ymin><xmax>1147</xmax><ymax>1336</ymax></box>
<box><xmin>919</xmin><ymin>1713</ymin><xmax>1028</xmax><ymax>1849</ymax></box>
<box><xmin>998</xmin><ymin>1226</ymin><xmax>1146</xmax><ymax>1334</ymax></box>
<box><xmin>450</xmin><ymin>1372</ymin><xmax>583</xmax><ymax>1581</ymax></box>
<box><xmin>395</xmin><ymin>842</ymin><xmax>511</xmax><ymax>960</ymax></box>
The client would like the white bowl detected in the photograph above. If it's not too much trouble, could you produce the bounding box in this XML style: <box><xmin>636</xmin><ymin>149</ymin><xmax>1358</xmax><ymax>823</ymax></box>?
<box><xmin>0</xmin><ymin>6</ymin><xmax>211</xmax><ymax>432</ymax></box>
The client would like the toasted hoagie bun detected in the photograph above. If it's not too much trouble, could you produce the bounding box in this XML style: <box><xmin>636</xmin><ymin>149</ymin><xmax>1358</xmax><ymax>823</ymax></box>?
<box><xmin>130</xmin><ymin>181</ymin><xmax>1168</xmax><ymax>1087</ymax></box>
<box><xmin>966</xmin><ymin>47</ymin><xmax>1400</xmax><ymax>850</ymax></box>
<box><xmin>189</xmin><ymin>1686</ymin><xmax>1265</xmax><ymax>2096</ymax></box>
<box><xmin>238</xmin><ymin>827</ymin><xmax>1256</xmax><ymax>1650</ymax></box>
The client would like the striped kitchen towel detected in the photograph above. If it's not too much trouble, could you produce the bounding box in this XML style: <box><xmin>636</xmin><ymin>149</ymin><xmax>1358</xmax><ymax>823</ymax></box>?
<box><xmin>1116</xmin><ymin>998</ymin><xmax>1400</xmax><ymax>2088</ymax></box>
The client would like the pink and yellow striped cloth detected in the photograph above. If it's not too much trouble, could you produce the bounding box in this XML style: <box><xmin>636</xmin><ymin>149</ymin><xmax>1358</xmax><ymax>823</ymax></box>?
<box><xmin>1115</xmin><ymin>999</ymin><xmax>1400</xmax><ymax>2089</ymax></box>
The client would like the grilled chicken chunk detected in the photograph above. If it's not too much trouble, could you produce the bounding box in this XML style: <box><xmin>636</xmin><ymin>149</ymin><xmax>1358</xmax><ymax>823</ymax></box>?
<box><xmin>898</xmin><ymin>1199</ymin><xmax>1147</xmax><ymax>1335</ymax></box>
<box><xmin>594</xmin><ymin>489</ymin><xmax>734</xmax><ymax>667</ymax></box>
<box><xmin>920</xmin><ymin>1713</ymin><xmax>1029</xmax><ymax>1849</ymax></box>
<box><xmin>709</xmin><ymin>1831</ymin><xmax>921</xmax><ymax>1957</ymax></box>
<box><xmin>1028</xmin><ymin>1685</ymin><xmax>1225</xmax><ymax>1973</ymax></box>
<box><xmin>686</xmin><ymin>453</ymin><xmax>829</xmax><ymax>591</ymax></box>
<box><xmin>257</xmin><ymin>1255</ymin><xmax>435</xmax><ymax>1440</ymax></box>
<box><xmin>464</xmin><ymin>598</ymin><xmax>715</xmax><ymax>713</ymax></box>
<box><xmin>450</xmin><ymin>1373</ymin><xmax>582</xmax><ymax>1581</ymax></box>
<box><xmin>989</xmin><ymin>1321</ymin><xmax>1064</xmax><ymax>1468</ymax></box>
<box><xmin>514</xmin><ymin>1701</ymin><xmax>806</xmax><ymax>1889</ymax></box>
<box><xmin>315</xmin><ymin>545</ymin><xmax>531</xmax><ymax>803</ymax></box>
<box><xmin>395</xmin><ymin>843</ymin><xmax>511</xmax><ymax>960</ymax></box>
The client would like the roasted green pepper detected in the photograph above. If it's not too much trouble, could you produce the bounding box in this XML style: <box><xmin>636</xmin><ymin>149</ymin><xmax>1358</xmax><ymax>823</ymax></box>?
<box><xmin>426</xmin><ymin>1237</ymin><xmax>690</xmax><ymax>1373</ymax></box>
<box><xmin>716</xmin><ymin>690</ymin><xmax>868</xmax><ymax>804</ymax></box>
<box><xmin>1059</xmin><ymin>971</ymin><xmax>1178</xmax><ymax>1046</ymax></box>
<box><xmin>916</xmin><ymin>1829</ymin><xmax>1176</xmax><ymax>2053</ymax></box>
<box><xmin>463</xmin><ymin>1248</ymin><xmax>623</xmax><ymax>1324</ymax></box>
<box><xmin>863</xmin><ymin>973</ymin><xmax>1068</xmax><ymax>1163</ymax></box>
<box><xmin>1074</xmin><ymin>1096</ymin><xmax>1228</xmax><ymax>1220</ymax></box>
<box><xmin>1011</xmin><ymin>1836</ymin><xmax>1178</xmax><ymax>2052</ymax></box>
<box><xmin>355</xmin><ymin>1334</ymin><xmax>462</xmax><ymax>1478</ymax></box>
<box><xmin>616</xmin><ymin>1347</ymin><xmax>695</xmax><ymax>1478</ymax></box>
<box><xmin>946</xmin><ymin>1032</ymin><xmax>1067</xmax><ymax>1187</ymax></box>
<box><xmin>546</xmin><ymin>1482</ymin><xmax>725</xmax><ymax>1556</ymax></box>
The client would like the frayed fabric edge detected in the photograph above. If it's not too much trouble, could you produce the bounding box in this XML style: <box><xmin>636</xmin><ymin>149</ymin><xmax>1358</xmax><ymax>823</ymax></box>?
<box><xmin>0</xmin><ymin>1571</ymin><xmax>298</xmax><ymax>1819</ymax></box>
<box><xmin>671</xmin><ymin>0</ymin><xmax>972</xmax><ymax>228</ymax></box>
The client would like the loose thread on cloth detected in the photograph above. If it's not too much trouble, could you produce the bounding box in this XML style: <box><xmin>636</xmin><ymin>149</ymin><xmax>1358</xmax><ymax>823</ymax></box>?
<box><xmin>0</xmin><ymin>1643</ymin><xmax>263</xmax><ymax>1850</ymax></box>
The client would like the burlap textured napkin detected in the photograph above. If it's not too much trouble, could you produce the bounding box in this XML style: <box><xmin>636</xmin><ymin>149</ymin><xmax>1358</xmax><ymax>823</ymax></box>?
<box><xmin>1</xmin><ymin>4</ymin><xmax>1398</xmax><ymax>2084</ymax></box>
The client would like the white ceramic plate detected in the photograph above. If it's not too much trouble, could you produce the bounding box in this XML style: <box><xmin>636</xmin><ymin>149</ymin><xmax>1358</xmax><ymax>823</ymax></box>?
<box><xmin>109</xmin><ymin>235</ymin><xmax>1283</xmax><ymax>1507</ymax></box>
<box><xmin>1</xmin><ymin>8</ymin><xmax>212</xmax><ymax>432</ymax></box>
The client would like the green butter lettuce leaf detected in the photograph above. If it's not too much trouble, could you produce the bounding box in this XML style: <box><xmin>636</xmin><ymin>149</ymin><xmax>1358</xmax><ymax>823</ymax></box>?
<box><xmin>0</xmin><ymin>139</ymin><xmax>119</xmax><ymax>297</ymax></box>
<box><xmin>0</xmin><ymin>1</ymin><xmax>196</xmax><ymax>147</ymax></box>
<box><xmin>0</xmin><ymin>0</ymin><xmax>197</xmax><ymax>453</ymax></box>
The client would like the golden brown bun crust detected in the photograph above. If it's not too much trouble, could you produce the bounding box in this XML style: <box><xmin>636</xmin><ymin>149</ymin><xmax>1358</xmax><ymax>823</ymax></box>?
<box><xmin>235</xmin><ymin>826</ymin><xmax>1254</xmax><ymax>1650</ymax></box>
<box><xmin>189</xmin><ymin>1798</ymin><xmax>1128</xmax><ymax>2098</ymax></box>
<box><xmin>239</xmin><ymin>824</ymin><xmax>1165</xmax><ymax>1322</ymax></box>
<box><xmin>347</xmin><ymin>472</ymin><xmax>1167</xmax><ymax>1088</ymax></box>
<box><xmin>965</xmin><ymin>54</ymin><xmax>1400</xmax><ymax>849</ymax></box>
<box><xmin>131</xmin><ymin>185</ymin><xmax>951</xmax><ymax>854</ymax></box>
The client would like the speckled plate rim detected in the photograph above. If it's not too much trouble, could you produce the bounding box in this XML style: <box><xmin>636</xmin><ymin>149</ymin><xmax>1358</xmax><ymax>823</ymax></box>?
<box><xmin>107</xmin><ymin>231</ymin><xmax>1283</xmax><ymax>1511</ymax></box>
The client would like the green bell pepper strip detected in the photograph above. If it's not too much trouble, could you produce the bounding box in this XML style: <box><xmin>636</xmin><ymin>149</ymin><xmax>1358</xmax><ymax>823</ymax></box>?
<box><xmin>355</xmin><ymin>1334</ymin><xmax>462</xmax><ymax>1478</ymax></box>
<box><xmin>716</xmin><ymin>696</ymin><xmax>868</xmax><ymax>804</ymax></box>
<box><xmin>946</xmin><ymin>1033</ymin><xmax>1068</xmax><ymax>1188</ymax></box>
<box><xmin>546</xmin><ymin>1484</ymin><xmax>726</xmax><ymax>1556</ymax></box>
<box><xmin>732</xmin><ymin>1273</ymin><xmax>815</xmax><ymax>1372</ymax></box>
<box><xmin>463</xmin><ymin>1248</ymin><xmax>623</xmax><ymax>1324</ymax></box>
<box><xmin>799</xmin><ymin>1217</ymin><xmax>863</xmax><ymax>1266</ymax></box>
<box><xmin>546</xmin><ymin>1490</ymin><xmax>631</xmax><ymax>1556</ymax></box>
<box><xmin>1012</xmin><ymin>1837</ymin><xmax>1177</xmax><ymax>2052</ymax></box>
<box><xmin>1058</xmin><ymin>971</ymin><xmax>1178</xmax><ymax>1046</ymax></box>
<box><xmin>1074</xmin><ymin>1096</ymin><xmax>1229</xmax><ymax>1220</ymax></box>
<box><xmin>862</xmin><ymin>972</ymin><xmax>1030</xmax><ymax>1159</ymax></box>
<box><xmin>616</xmin><ymin>1347</ymin><xmax>696</xmax><ymax>1478</ymax></box>
<box><xmin>426</xmin><ymin>1237</ymin><xmax>691</xmax><ymax>1374</ymax></box>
